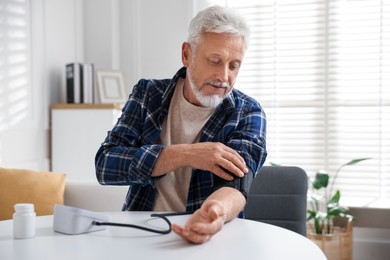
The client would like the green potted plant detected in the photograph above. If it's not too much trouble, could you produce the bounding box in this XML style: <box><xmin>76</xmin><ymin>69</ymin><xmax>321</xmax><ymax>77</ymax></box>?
<box><xmin>306</xmin><ymin>157</ymin><xmax>370</xmax><ymax>260</ymax></box>
<box><xmin>307</xmin><ymin>158</ymin><xmax>370</xmax><ymax>235</ymax></box>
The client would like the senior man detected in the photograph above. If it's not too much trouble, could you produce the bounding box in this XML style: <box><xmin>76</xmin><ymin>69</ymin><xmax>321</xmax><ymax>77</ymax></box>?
<box><xmin>95</xmin><ymin>5</ymin><xmax>267</xmax><ymax>244</ymax></box>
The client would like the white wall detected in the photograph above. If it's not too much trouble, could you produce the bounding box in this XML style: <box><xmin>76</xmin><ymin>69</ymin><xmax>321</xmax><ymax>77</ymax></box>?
<box><xmin>83</xmin><ymin>0</ymin><xmax>192</xmax><ymax>93</ymax></box>
<box><xmin>0</xmin><ymin>0</ymin><xmax>194</xmax><ymax>170</ymax></box>
<box><xmin>134</xmin><ymin>0</ymin><xmax>191</xmax><ymax>80</ymax></box>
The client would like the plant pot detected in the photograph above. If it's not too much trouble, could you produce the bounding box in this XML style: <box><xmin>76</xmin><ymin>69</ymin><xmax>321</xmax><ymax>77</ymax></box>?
<box><xmin>307</xmin><ymin>218</ymin><xmax>353</xmax><ymax>260</ymax></box>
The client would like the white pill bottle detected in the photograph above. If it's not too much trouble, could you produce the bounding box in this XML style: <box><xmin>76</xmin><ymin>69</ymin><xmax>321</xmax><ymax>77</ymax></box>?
<box><xmin>13</xmin><ymin>203</ymin><xmax>36</xmax><ymax>239</ymax></box>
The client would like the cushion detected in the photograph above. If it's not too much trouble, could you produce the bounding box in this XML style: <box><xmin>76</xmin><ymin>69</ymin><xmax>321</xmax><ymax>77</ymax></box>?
<box><xmin>64</xmin><ymin>181</ymin><xmax>127</xmax><ymax>211</ymax></box>
<box><xmin>0</xmin><ymin>167</ymin><xmax>66</xmax><ymax>220</ymax></box>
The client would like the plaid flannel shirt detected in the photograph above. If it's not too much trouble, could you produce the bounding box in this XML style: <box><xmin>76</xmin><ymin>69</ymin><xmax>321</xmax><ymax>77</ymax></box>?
<box><xmin>95</xmin><ymin>67</ymin><xmax>267</xmax><ymax>214</ymax></box>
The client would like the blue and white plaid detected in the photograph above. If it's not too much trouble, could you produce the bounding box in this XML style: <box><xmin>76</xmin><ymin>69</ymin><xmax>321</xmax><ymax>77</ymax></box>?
<box><xmin>95</xmin><ymin>67</ymin><xmax>267</xmax><ymax>214</ymax></box>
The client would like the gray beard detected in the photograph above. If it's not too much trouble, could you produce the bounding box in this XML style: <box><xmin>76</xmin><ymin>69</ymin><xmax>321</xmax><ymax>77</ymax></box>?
<box><xmin>187</xmin><ymin>70</ymin><xmax>227</xmax><ymax>108</ymax></box>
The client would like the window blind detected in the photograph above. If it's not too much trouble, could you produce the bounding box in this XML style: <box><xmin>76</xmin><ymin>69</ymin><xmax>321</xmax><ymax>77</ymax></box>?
<box><xmin>0</xmin><ymin>0</ymin><xmax>31</xmax><ymax>131</ymax></box>
<box><xmin>205</xmin><ymin>0</ymin><xmax>390</xmax><ymax>206</ymax></box>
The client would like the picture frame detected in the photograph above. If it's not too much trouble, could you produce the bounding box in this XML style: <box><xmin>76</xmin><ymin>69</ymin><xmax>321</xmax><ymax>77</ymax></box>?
<box><xmin>96</xmin><ymin>70</ymin><xmax>126</xmax><ymax>103</ymax></box>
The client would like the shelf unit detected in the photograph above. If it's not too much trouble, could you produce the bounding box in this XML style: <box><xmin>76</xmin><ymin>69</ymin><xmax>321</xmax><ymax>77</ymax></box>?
<box><xmin>50</xmin><ymin>103</ymin><xmax>123</xmax><ymax>181</ymax></box>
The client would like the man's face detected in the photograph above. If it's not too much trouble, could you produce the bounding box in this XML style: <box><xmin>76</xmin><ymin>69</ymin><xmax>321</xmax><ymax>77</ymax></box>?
<box><xmin>182</xmin><ymin>32</ymin><xmax>245</xmax><ymax>108</ymax></box>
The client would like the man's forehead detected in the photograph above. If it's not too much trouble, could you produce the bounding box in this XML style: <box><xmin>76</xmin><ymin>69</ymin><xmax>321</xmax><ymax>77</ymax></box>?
<box><xmin>198</xmin><ymin>34</ymin><xmax>245</xmax><ymax>59</ymax></box>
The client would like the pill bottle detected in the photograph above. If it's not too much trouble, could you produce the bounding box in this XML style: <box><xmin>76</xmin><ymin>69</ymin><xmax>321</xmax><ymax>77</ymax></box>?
<box><xmin>13</xmin><ymin>203</ymin><xmax>36</xmax><ymax>239</ymax></box>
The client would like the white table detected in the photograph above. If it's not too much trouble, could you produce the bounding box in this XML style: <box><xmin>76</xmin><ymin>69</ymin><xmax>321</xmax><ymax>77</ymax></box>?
<box><xmin>0</xmin><ymin>211</ymin><xmax>326</xmax><ymax>260</ymax></box>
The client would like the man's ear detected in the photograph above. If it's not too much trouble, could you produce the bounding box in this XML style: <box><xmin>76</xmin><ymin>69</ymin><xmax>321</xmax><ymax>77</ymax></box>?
<box><xmin>182</xmin><ymin>42</ymin><xmax>191</xmax><ymax>67</ymax></box>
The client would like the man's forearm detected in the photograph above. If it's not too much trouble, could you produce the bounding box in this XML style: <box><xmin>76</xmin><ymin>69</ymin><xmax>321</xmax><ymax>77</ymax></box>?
<box><xmin>152</xmin><ymin>142</ymin><xmax>248</xmax><ymax>180</ymax></box>
<box><xmin>205</xmin><ymin>186</ymin><xmax>246</xmax><ymax>222</ymax></box>
<box><xmin>151</xmin><ymin>144</ymin><xmax>188</xmax><ymax>177</ymax></box>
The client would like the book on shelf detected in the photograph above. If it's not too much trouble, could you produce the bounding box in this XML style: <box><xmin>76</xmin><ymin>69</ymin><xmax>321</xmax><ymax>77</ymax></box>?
<box><xmin>66</xmin><ymin>62</ymin><xmax>95</xmax><ymax>104</ymax></box>
<box><xmin>66</xmin><ymin>63</ymin><xmax>81</xmax><ymax>103</ymax></box>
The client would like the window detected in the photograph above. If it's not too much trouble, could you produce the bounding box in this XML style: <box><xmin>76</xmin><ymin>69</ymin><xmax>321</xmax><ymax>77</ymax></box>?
<box><xmin>202</xmin><ymin>0</ymin><xmax>390</xmax><ymax>207</ymax></box>
<box><xmin>0</xmin><ymin>0</ymin><xmax>32</xmax><ymax>132</ymax></box>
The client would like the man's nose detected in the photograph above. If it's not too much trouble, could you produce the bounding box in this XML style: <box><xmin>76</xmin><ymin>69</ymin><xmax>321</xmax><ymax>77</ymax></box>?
<box><xmin>215</xmin><ymin>65</ymin><xmax>229</xmax><ymax>83</ymax></box>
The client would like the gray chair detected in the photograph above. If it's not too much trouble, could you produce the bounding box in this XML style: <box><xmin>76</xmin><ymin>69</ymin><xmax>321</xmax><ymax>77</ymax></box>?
<box><xmin>244</xmin><ymin>166</ymin><xmax>308</xmax><ymax>236</ymax></box>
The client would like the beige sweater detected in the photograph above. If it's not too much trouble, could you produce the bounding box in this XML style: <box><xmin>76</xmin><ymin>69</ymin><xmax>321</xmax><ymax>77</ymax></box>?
<box><xmin>153</xmin><ymin>78</ymin><xmax>214</xmax><ymax>212</ymax></box>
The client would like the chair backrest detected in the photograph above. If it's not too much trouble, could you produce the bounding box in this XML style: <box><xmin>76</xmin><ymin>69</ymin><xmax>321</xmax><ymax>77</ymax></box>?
<box><xmin>244</xmin><ymin>166</ymin><xmax>308</xmax><ymax>236</ymax></box>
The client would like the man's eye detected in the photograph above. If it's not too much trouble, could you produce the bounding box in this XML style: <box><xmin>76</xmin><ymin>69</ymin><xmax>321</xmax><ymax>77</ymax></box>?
<box><xmin>230</xmin><ymin>63</ymin><xmax>240</xmax><ymax>70</ymax></box>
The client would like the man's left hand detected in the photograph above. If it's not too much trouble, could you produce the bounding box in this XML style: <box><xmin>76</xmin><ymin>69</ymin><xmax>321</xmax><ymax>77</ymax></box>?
<box><xmin>172</xmin><ymin>200</ymin><xmax>227</xmax><ymax>244</ymax></box>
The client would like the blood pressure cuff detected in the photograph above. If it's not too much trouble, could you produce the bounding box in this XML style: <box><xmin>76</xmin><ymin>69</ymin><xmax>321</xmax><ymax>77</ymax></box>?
<box><xmin>211</xmin><ymin>168</ymin><xmax>254</xmax><ymax>199</ymax></box>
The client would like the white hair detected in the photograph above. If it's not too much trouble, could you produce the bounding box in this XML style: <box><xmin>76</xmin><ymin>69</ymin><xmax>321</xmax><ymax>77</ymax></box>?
<box><xmin>187</xmin><ymin>5</ymin><xmax>250</xmax><ymax>52</ymax></box>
